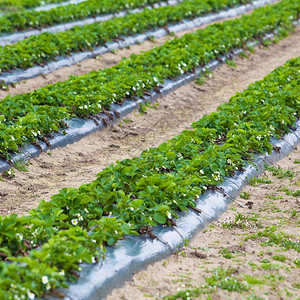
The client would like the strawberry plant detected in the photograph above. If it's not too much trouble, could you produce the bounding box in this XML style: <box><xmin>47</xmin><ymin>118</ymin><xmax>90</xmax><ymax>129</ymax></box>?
<box><xmin>0</xmin><ymin>55</ymin><xmax>299</xmax><ymax>298</ymax></box>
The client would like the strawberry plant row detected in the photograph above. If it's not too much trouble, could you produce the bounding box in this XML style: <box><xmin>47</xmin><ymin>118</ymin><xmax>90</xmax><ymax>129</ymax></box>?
<box><xmin>0</xmin><ymin>0</ymin><xmax>299</xmax><ymax>160</ymax></box>
<box><xmin>0</xmin><ymin>0</ymin><xmax>255</xmax><ymax>70</ymax></box>
<box><xmin>0</xmin><ymin>0</ymin><xmax>184</xmax><ymax>47</ymax></box>
<box><xmin>0</xmin><ymin>0</ymin><xmax>67</xmax><ymax>12</ymax></box>
<box><xmin>0</xmin><ymin>0</ymin><xmax>171</xmax><ymax>34</ymax></box>
<box><xmin>0</xmin><ymin>0</ymin><xmax>275</xmax><ymax>84</ymax></box>
<box><xmin>0</xmin><ymin>56</ymin><xmax>299</xmax><ymax>299</ymax></box>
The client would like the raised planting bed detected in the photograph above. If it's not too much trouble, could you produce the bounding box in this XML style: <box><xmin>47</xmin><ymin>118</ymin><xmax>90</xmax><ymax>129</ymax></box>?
<box><xmin>0</xmin><ymin>0</ymin><xmax>183</xmax><ymax>46</ymax></box>
<box><xmin>0</xmin><ymin>0</ymin><xmax>173</xmax><ymax>34</ymax></box>
<box><xmin>0</xmin><ymin>0</ymin><xmax>277</xmax><ymax>84</ymax></box>
<box><xmin>0</xmin><ymin>0</ymin><xmax>73</xmax><ymax>12</ymax></box>
<box><xmin>0</xmin><ymin>0</ymin><xmax>299</xmax><ymax>161</ymax></box>
<box><xmin>0</xmin><ymin>56</ymin><xmax>299</xmax><ymax>298</ymax></box>
<box><xmin>0</xmin><ymin>0</ymin><xmax>266</xmax><ymax>68</ymax></box>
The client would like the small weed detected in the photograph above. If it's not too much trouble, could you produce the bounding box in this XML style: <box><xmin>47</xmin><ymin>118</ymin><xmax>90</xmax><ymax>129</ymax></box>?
<box><xmin>278</xmin><ymin>187</ymin><xmax>300</xmax><ymax>198</ymax></box>
<box><xmin>240</xmin><ymin>52</ymin><xmax>249</xmax><ymax>59</ymax></box>
<box><xmin>266</xmin><ymin>194</ymin><xmax>283</xmax><ymax>200</ymax></box>
<box><xmin>122</xmin><ymin>118</ymin><xmax>132</xmax><ymax>124</ymax></box>
<box><xmin>248</xmin><ymin>262</ymin><xmax>258</xmax><ymax>270</ymax></box>
<box><xmin>219</xmin><ymin>248</ymin><xmax>233</xmax><ymax>259</ymax></box>
<box><xmin>148</xmin><ymin>35</ymin><xmax>155</xmax><ymax>42</ymax></box>
<box><xmin>248</xmin><ymin>46</ymin><xmax>255</xmax><ymax>53</ymax></box>
<box><xmin>205</xmin><ymin>268</ymin><xmax>249</xmax><ymax>292</ymax></box>
<box><xmin>292</xmin><ymin>283</ymin><xmax>300</xmax><ymax>289</ymax></box>
<box><xmin>138</xmin><ymin>101</ymin><xmax>158</xmax><ymax>115</ymax></box>
<box><xmin>294</xmin><ymin>258</ymin><xmax>300</xmax><ymax>268</ymax></box>
<box><xmin>290</xmin><ymin>209</ymin><xmax>298</xmax><ymax>218</ymax></box>
<box><xmin>243</xmin><ymin>275</ymin><xmax>264</xmax><ymax>285</ymax></box>
<box><xmin>0</xmin><ymin>80</ymin><xmax>9</xmax><ymax>91</ymax></box>
<box><xmin>265</xmin><ymin>165</ymin><xmax>294</xmax><ymax>179</ymax></box>
<box><xmin>163</xmin><ymin>268</ymin><xmax>250</xmax><ymax>299</ymax></box>
<box><xmin>240</xmin><ymin>191</ymin><xmax>250</xmax><ymax>200</ymax></box>
<box><xmin>263</xmin><ymin>273</ymin><xmax>285</xmax><ymax>283</ymax></box>
<box><xmin>2</xmin><ymin>168</ymin><xmax>15</xmax><ymax>179</ymax></box>
<box><xmin>180</xmin><ymin>250</ymin><xmax>187</xmax><ymax>257</ymax></box>
<box><xmin>294</xmin><ymin>159</ymin><xmax>300</xmax><ymax>164</ymax></box>
<box><xmin>272</xmin><ymin>254</ymin><xmax>287</xmax><ymax>262</ymax></box>
<box><xmin>249</xmin><ymin>176</ymin><xmax>272</xmax><ymax>186</ymax></box>
<box><xmin>246</xmin><ymin>295</ymin><xmax>265</xmax><ymax>300</ymax></box>
<box><xmin>13</xmin><ymin>160</ymin><xmax>29</xmax><ymax>172</ymax></box>
<box><xmin>222</xmin><ymin>212</ymin><xmax>262</xmax><ymax>229</ymax></box>
<box><xmin>195</xmin><ymin>76</ymin><xmax>206</xmax><ymax>85</ymax></box>
<box><xmin>246</xmin><ymin>225</ymin><xmax>300</xmax><ymax>252</ymax></box>
<box><xmin>260</xmin><ymin>263</ymin><xmax>281</xmax><ymax>271</ymax></box>
<box><xmin>225</xmin><ymin>58</ymin><xmax>237</xmax><ymax>67</ymax></box>
<box><xmin>139</xmin><ymin>103</ymin><xmax>148</xmax><ymax>115</ymax></box>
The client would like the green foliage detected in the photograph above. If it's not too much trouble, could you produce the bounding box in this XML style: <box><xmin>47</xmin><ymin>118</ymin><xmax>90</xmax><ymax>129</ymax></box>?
<box><xmin>265</xmin><ymin>165</ymin><xmax>295</xmax><ymax>179</ymax></box>
<box><xmin>246</xmin><ymin>226</ymin><xmax>300</xmax><ymax>252</ymax></box>
<box><xmin>2</xmin><ymin>168</ymin><xmax>15</xmax><ymax>178</ymax></box>
<box><xmin>225</xmin><ymin>58</ymin><xmax>237</xmax><ymax>67</ymax></box>
<box><xmin>0</xmin><ymin>0</ymin><xmax>299</xmax><ymax>159</ymax></box>
<box><xmin>278</xmin><ymin>187</ymin><xmax>300</xmax><ymax>198</ymax></box>
<box><xmin>240</xmin><ymin>191</ymin><xmax>250</xmax><ymax>200</ymax></box>
<box><xmin>222</xmin><ymin>213</ymin><xmax>263</xmax><ymax>229</ymax></box>
<box><xmin>249</xmin><ymin>176</ymin><xmax>273</xmax><ymax>186</ymax></box>
<box><xmin>163</xmin><ymin>267</ymin><xmax>251</xmax><ymax>299</ymax></box>
<box><xmin>0</xmin><ymin>0</ymin><xmax>168</xmax><ymax>30</ymax></box>
<box><xmin>13</xmin><ymin>160</ymin><xmax>29</xmax><ymax>172</ymax></box>
<box><xmin>272</xmin><ymin>254</ymin><xmax>287</xmax><ymax>262</ymax></box>
<box><xmin>0</xmin><ymin>0</ymin><xmax>65</xmax><ymax>12</ymax></box>
<box><xmin>0</xmin><ymin>0</ymin><xmax>264</xmax><ymax>72</ymax></box>
<box><xmin>0</xmin><ymin>6</ymin><xmax>299</xmax><ymax>297</ymax></box>
<box><xmin>219</xmin><ymin>248</ymin><xmax>233</xmax><ymax>259</ymax></box>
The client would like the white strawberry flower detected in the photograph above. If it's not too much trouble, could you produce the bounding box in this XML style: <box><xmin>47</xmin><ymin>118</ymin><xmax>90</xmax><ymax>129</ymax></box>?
<box><xmin>71</xmin><ymin>219</ymin><xmax>78</xmax><ymax>226</ymax></box>
<box><xmin>42</xmin><ymin>276</ymin><xmax>49</xmax><ymax>284</ymax></box>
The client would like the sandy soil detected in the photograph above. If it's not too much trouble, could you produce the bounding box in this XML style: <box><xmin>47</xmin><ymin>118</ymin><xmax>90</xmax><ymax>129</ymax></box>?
<box><xmin>107</xmin><ymin>148</ymin><xmax>300</xmax><ymax>300</ymax></box>
<box><xmin>0</xmin><ymin>29</ymin><xmax>299</xmax><ymax>217</ymax></box>
<box><xmin>0</xmin><ymin>7</ymin><xmax>263</xmax><ymax>99</ymax></box>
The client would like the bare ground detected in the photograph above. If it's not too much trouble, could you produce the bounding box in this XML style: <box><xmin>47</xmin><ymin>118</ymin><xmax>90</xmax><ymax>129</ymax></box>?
<box><xmin>107</xmin><ymin>148</ymin><xmax>300</xmax><ymax>300</ymax></box>
<box><xmin>0</xmin><ymin>29</ymin><xmax>299</xmax><ymax>217</ymax></box>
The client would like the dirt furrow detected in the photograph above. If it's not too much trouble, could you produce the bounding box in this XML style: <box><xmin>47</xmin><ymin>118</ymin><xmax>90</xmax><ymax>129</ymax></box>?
<box><xmin>0</xmin><ymin>29</ymin><xmax>299</xmax><ymax>216</ymax></box>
